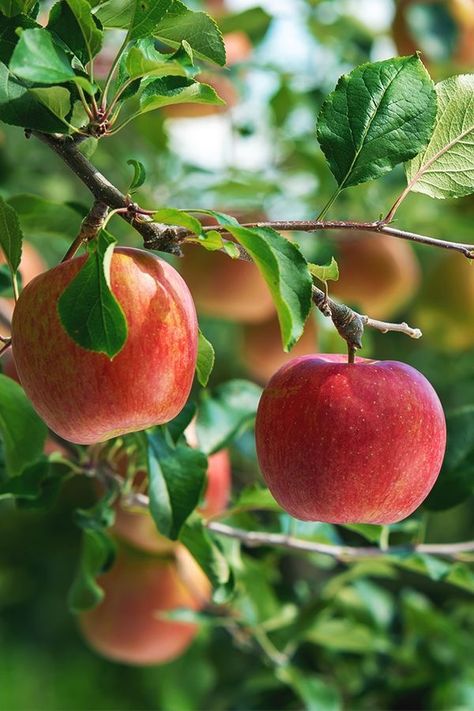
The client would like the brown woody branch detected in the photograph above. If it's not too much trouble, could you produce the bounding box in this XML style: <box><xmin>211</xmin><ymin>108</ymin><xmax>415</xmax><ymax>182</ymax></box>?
<box><xmin>32</xmin><ymin>132</ymin><xmax>182</xmax><ymax>255</ymax></box>
<box><xmin>32</xmin><ymin>132</ymin><xmax>474</xmax><ymax>260</ymax></box>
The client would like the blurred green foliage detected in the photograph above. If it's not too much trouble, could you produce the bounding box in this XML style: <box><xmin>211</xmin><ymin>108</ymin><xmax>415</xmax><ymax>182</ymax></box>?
<box><xmin>0</xmin><ymin>0</ymin><xmax>473</xmax><ymax>709</ymax></box>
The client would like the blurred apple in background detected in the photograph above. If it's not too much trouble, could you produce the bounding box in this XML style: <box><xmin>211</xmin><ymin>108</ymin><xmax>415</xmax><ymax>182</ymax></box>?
<box><xmin>415</xmin><ymin>250</ymin><xmax>474</xmax><ymax>350</ymax></box>
<box><xmin>180</xmin><ymin>213</ymin><xmax>275</xmax><ymax>323</ymax></box>
<box><xmin>0</xmin><ymin>241</ymin><xmax>47</xmax><ymax>325</ymax></box>
<box><xmin>330</xmin><ymin>233</ymin><xmax>420</xmax><ymax>320</ymax></box>
<box><xmin>393</xmin><ymin>0</ymin><xmax>474</xmax><ymax>69</ymax></box>
<box><xmin>79</xmin><ymin>543</ymin><xmax>210</xmax><ymax>666</ymax></box>
<box><xmin>242</xmin><ymin>312</ymin><xmax>319</xmax><ymax>383</ymax></box>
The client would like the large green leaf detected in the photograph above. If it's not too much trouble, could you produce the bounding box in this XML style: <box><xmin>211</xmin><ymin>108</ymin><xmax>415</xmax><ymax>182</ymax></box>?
<box><xmin>128</xmin><ymin>0</ymin><xmax>173</xmax><ymax>41</ymax></box>
<box><xmin>146</xmin><ymin>427</ymin><xmax>207</xmax><ymax>540</ymax></box>
<box><xmin>196</xmin><ymin>379</ymin><xmax>262</xmax><ymax>455</ymax></box>
<box><xmin>154</xmin><ymin>0</ymin><xmax>226</xmax><ymax>66</ymax></box>
<box><xmin>48</xmin><ymin>0</ymin><xmax>103</xmax><ymax>65</ymax></box>
<box><xmin>424</xmin><ymin>404</ymin><xmax>474</xmax><ymax>510</ymax></box>
<box><xmin>405</xmin><ymin>74</ymin><xmax>474</xmax><ymax>199</ymax></box>
<box><xmin>139</xmin><ymin>75</ymin><xmax>224</xmax><ymax>113</ymax></box>
<box><xmin>0</xmin><ymin>374</ymin><xmax>47</xmax><ymax>475</ymax></box>
<box><xmin>0</xmin><ymin>62</ymin><xmax>69</xmax><ymax>132</ymax></box>
<box><xmin>226</xmin><ymin>225</ymin><xmax>313</xmax><ymax>350</ymax></box>
<box><xmin>8</xmin><ymin>194</ymin><xmax>81</xmax><ymax>240</ymax></box>
<box><xmin>9</xmin><ymin>27</ymin><xmax>76</xmax><ymax>84</ymax></box>
<box><xmin>93</xmin><ymin>0</ymin><xmax>131</xmax><ymax>29</ymax></box>
<box><xmin>29</xmin><ymin>86</ymin><xmax>71</xmax><ymax>124</ymax></box>
<box><xmin>0</xmin><ymin>12</ymin><xmax>37</xmax><ymax>65</ymax></box>
<box><xmin>0</xmin><ymin>195</ymin><xmax>22</xmax><ymax>272</ymax></box>
<box><xmin>122</xmin><ymin>39</ymin><xmax>189</xmax><ymax>83</ymax></box>
<box><xmin>317</xmin><ymin>55</ymin><xmax>437</xmax><ymax>189</ymax></box>
<box><xmin>57</xmin><ymin>230</ymin><xmax>128</xmax><ymax>358</ymax></box>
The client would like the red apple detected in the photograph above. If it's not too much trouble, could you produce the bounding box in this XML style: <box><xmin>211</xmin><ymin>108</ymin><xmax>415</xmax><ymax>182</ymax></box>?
<box><xmin>79</xmin><ymin>543</ymin><xmax>210</xmax><ymax>666</ymax></box>
<box><xmin>11</xmin><ymin>248</ymin><xmax>198</xmax><ymax>444</ymax></box>
<box><xmin>255</xmin><ymin>354</ymin><xmax>446</xmax><ymax>524</ymax></box>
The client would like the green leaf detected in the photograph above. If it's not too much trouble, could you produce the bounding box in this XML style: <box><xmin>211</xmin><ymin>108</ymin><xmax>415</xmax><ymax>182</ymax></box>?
<box><xmin>405</xmin><ymin>74</ymin><xmax>474</xmax><ymax>200</ymax></box>
<box><xmin>29</xmin><ymin>86</ymin><xmax>71</xmax><ymax>124</ymax></box>
<box><xmin>218</xmin><ymin>7</ymin><xmax>271</xmax><ymax>44</ymax></box>
<box><xmin>68</xmin><ymin>529</ymin><xmax>116</xmax><ymax>612</ymax></box>
<box><xmin>8</xmin><ymin>194</ymin><xmax>81</xmax><ymax>240</ymax></box>
<box><xmin>154</xmin><ymin>0</ymin><xmax>226</xmax><ymax>67</ymax></box>
<box><xmin>126</xmin><ymin>158</ymin><xmax>146</xmax><ymax>191</ymax></box>
<box><xmin>424</xmin><ymin>404</ymin><xmax>474</xmax><ymax>510</ymax></box>
<box><xmin>57</xmin><ymin>230</ymin><xmax>128</xmax><ymax>358</ymax></box>
<box><xmin>317</xmin><ymin>55</ymin><xmax>437</xmax><ymax>189</ymax></box>
<box><xmin>306</xmin><ymin>617</ymin><xmax>389</xmax><ymax>653</ymax></box>
<box><xmin>196</xmin><ymin>379</ymin><xmax>262</xmax><ymax>455</ymax></box>
<box><xmin>0</xmin><ymin>374</ymin><xmax>47</xmax><ymax>475</ymax></box>
<box><xmin>309</xmin><ymin>257</ymin><xmax>339</xmax><ymax>283</ymax></box>
<box><xmin>0</xmin><ymin>62</ymin><xmax>71</xmax><ymax>132</ymax></box>
<box><xmin>230</xmin><ymin>485</ymin><xmax>283</xmax><ymax>514</ymax></box>
<box><xmin>225</xmin><ymin>226</ymin><xmax>313</xmax><ymax>351</ymax></box>
<box><xmin>0</xmin><ymin>12</ymin><xmax>38</xmax><ymax>65</ymax></box>
<box><xmin>196</xmin><ymin>329</ymin><xmax>214</xmax><ymax>387</ymax></box>
<box><xmin>146</xmin><ymin>427</ymin><xmax>207</xmax><ymax>540</ymax></box>
<box><xmin>9</xmin><ymin>27</ymin><xmax>76</xmax><ymax>84</ymax></box>
<box><xmin>167</xmin><ymin>400</ymin><xmax>196</xmax><ymax>444</ymax></box>
<box><xmin>128</xmin><ymin>0</ymin><xmax>173</xmax><ymax>42</ymax></box>
<box><xmin>0</xmin><ymin>0</ymin><xmax>37</xmax><ymax>16</ymax></box>
<box><xmin>122</xmin><ymin>38</ymin><xmax>190</xmax><ymax>83</ymax></box>
<box><xmin>342</xmin><ymin>523</ymin><xmax>384</xmax><ymax>544</ymax></box>
<box><xmin>180</xmin><ymin>518</ymin><xmax>234</xmax><ymax>603</ymax></box>
<box><xmin>152</xmin><ymin>207</ymin><xmax>202</xmax><ymax>235</ymax></box>
<box><xmin>0</xmin><ymin>458</ymin><xmax>49</xmax><ymax>500</ymax></box>
<box><xmin>139</xmin><ymin>75</ymin><xmax>224</xmax><ymax>113</ymax></box>
<box><xmin>48</xmin><ymin>0</ymin><xmax>104</xmax><ymax>65</ymax></box>
<box><xmin>277</xmin><ymin>667</ymin><xmax>342</xmax><ymax>711</ymax></box>
<box><xmin>0</xmin><ymin>195</ymin><xmax>22</xmax><ymax>272</ymax></box>
<box><xmin>93</xmin><ymin>0</ymin><xmax>132</xmax><ymax>29</ymax></box>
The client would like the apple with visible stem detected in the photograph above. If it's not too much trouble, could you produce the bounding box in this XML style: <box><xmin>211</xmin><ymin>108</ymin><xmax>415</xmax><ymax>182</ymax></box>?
<box><xmin>79</xmin><ymin>542</ymin><xmax>210</xmax><ymax>666</ymax></box>
<box><xmin>255</xmin><ymin>354</ymin><xmax>446</xmax><ymax>524</ymax></box>
<box><xmin>11</xmin><ymin>248</ymin><xmax>198</xmax><ymax>445</ymax></box>
<box><xmin>331</xmin><ymin>233</ymin><xmax>420</xmax><ymax>319</ymax></box>
<box><xmin>242</xmin><ymin>312</ymin><xmax>319</xmax><ymax>383</ymax></box>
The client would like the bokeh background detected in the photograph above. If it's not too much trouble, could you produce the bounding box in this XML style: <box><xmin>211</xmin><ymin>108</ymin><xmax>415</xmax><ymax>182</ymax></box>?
<box><xmin>0</xmin><ymin>1</ymin><xmax>473</xmax><ymax>709</ymax></box>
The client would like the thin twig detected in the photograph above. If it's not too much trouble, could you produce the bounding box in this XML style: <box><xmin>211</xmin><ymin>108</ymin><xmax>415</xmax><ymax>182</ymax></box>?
<box><xmin>360</xmin><ymin>315</ymin><xmax>422</xmax><ymax>339</ymax></box>
<box><xmin>198</xmin><ymin>221</ymin><xmax>474</xmax><ymax>259</ymax></box>
<box><xmin>120</xmin><ymin>492</ymin><xmax>474</xmax><ymax>561</ymax></box>
<box><xmin>62</xmin><ymin>200</ymin><xmax>110</xmax><ymax>262</ymax></box>
<box><xmin>207</xmin><ymin>522</ymin><xmax>474</xmax><ymax>561</ymax></box>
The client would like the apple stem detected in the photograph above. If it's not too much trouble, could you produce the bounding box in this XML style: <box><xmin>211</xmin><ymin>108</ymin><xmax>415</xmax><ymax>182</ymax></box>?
<box><xmin>347</xmin><ymin>344</ymin><xmax>356</xmax><ymax>364</ymax></box>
